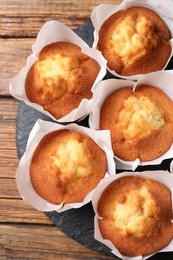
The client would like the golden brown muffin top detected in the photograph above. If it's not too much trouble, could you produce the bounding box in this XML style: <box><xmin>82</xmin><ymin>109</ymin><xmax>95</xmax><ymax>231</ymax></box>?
<box><xmin>98</xmin><ymin>6</ymin><xmax>171</xmax><ymax>76</ymax></box>
<box><xmin>100</xmin><ymin>85</ymin><xmax>173</xmax><ymax>161</ymax></box>
<box><xmin>98</xmin><ymin>176</ymin><xmax>173</xmax><ymax>256</ymax></box>
<box><xmin>30</xmin><ymin>129</ymin><xmax>107</xmax><ymax>204</ymax></box>
<box><xmin>25</xmin><ymin>42</ymin><xmax>100</xmax><ymax>119</ymax></box>
<box><xmin>116</xmin><ymin>94</ymin><xmax>165</xmax><ymax>143</ymax></box>
<box><xmin>112</xmin><ymin>185</ymin><xmax>160</xmax><ymax>238</ymax></box>
<box><xmin>111</xmin><ymin>15</ymin><xmax>158</xmax><ymax>67</ymax></box>
<box><xmin>36</xmin><ymin>53</ymin><xmax>82</xmax><ymax>99</ymax></box>
<box><xmin>51</xmin><ymin>134</ymin><xmax>92</xmax><ymax>180</ymax></box>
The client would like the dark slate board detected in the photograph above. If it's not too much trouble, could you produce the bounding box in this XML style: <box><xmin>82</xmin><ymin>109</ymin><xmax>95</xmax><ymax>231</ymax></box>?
<box><xmin>16</xmin><ymin>20</ymin><xmax>173</xmax><ymax>259</ymax></box>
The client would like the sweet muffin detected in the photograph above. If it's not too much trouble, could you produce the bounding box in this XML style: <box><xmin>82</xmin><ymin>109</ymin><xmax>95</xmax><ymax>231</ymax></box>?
<box><xmin>100</xmin><ymin>85</ymin><xmax>173</xmax><ymax>161</ymax></box>
<box><xmin>25</xmin><ymin>42</ymin><xmax>100</xmax><ymax>119</ymax></box>
<box><xmin>97</xmin><ymin>176</ymin><xmax>173</xmax><ymax>256</ymax></box>
<box><xmin>98</xmin><ymin>6</ymin><xmax>171</xmax><ymax>76</ymax></box>
<box><xmin>30</xmin><ymin>129</ymin><xmax>107</xmax><ymax>204</ymax></box>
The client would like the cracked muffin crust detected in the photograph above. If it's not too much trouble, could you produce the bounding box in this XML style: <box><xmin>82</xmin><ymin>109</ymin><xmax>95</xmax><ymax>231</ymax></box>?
<box><xmin>25</xmin><ymin>42</ymin><xmax>100</xmax><ymax>119</ymax></box>
<box><xmin>98</xmin><ymin>6</ymin><xmax>171</xmax><ymax>76</ymax></box>
<box><xmin>100</xmin><ymin>85</ymin><xmax>173</xmax><ymax>161</ymax></box>
<box><xmin>97</xmin><ymin>176</ymin><xmax>173</xmax><ymax>256</ymax></box>
<box><xmin>30</xmin><ymin>129</ymin><xmax>107</xmax><ymax>204</ymax></box>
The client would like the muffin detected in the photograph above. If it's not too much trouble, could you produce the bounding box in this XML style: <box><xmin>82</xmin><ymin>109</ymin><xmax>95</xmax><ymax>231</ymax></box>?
<box><xmin>97</xmin><ymin>175</ymin><xmax>173</xmax><ymax>256</ymax></box>
<box><xmin>100</xmin><ymin>85</ymin><xmax>173</xmax><ymax>161</ymax></box>
<box><xmin>30</xmin><ymin>129</ymin><xmax>107</xmax><ymax>204</ymax></box>
<box><xmin>25</xmin><ymin>41</ymin><xmax>100</xmax><ymax>119</ymax></box>
<box><xmin>98</xmin><ymin>6</ymin><xmax>171</xmax><ymax>76</ymax></box>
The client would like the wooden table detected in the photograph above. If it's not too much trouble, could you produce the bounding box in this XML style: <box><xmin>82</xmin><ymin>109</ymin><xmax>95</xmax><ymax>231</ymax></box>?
<box><xmin>1</xmin><ymin>1</ymin><xmax>173</xmax><ymax>260</ymax></box>
<box><xmin>0</xmin><ymin>0</ymin><xmax>121</xmax><ymax>259</ymax></box>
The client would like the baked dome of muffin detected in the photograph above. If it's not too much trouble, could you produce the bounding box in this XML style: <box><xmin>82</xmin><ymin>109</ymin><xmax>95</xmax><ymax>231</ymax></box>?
<box><xmin>25</xmin><ymin>42</ymin><xmax>100</xmax><ymax>119</ymax></box>
<box><xmin>30</xmin><ymin>129</ymin><xmax>107</xmax><ymax>204</ymax></box>
<box><xmin>100</xmin><ymin>85</ymin><xmax>173</xmax><ymax>161</ymax></box>
<box><xmin>98</xmin><ymin>6</ymin><xmax>171</xmax><ymax>76</ymax></box>
<box><xmin>97</xmin><ymin>176</ymin><xmax>173</xmax><ymax>256</ymax></box>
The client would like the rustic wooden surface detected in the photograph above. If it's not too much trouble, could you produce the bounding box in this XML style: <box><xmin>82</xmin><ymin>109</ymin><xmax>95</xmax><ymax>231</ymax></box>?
<box><xmin>0</xmin><ymin>0</ymin><xmax>122</xmax><ymax>259</ymax></box>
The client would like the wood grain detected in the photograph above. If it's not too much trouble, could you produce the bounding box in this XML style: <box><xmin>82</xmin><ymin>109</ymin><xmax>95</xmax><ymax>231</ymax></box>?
<box><xmin>0</xmin><ymin>1</ymin><xmax>125</xmax><ymax>259</ymax></box>
<box><xmin>0</xmin><ymin>98</ymin><xmax>18</xmax><ymax>119</ymax></box>
<box><xmin>0</xmin><ymin>0</ymin><xmax>121</xmax><ymax>96</ymax></box>
<box><xmin>0</xmin><ymin>224</ymin><xmax>115</xmax><ymax>259</ymax></box>
<box><xmin>0</xmin><ymin>0</ymin><xmax>121</xmax><ymax>37</ymax></box>
<box><xmin>0</xmin><ymin>99</ymin><xmax>18</xmax><ymax>178</ymax></box>
<box><xmin>0</xmin><ymin>199</ymin><xmax>51</xmax><ymax>224</ymax></box>
<box><xmin>0</xmin><ymin>179</ymin><xmax>20</xmax><ymax>199</ymax></box>
<box><xmin>0</xmin><ymin>0</ymin><xmax>121</xmax><ymax>15</ymax></box>
<box><xmin>0</xmin><ymin>39</ymin><xmax>34</xmax><ymax>96</ymax></box>
<box><xmin>0</xmin><ymin>14</ymin><xmax>89</xmax><ymax>37</ymax></box>
<box><xmin>0</xmin><ymin>98</ymin><xmax>49</xmax><ymax>226</ymax></box>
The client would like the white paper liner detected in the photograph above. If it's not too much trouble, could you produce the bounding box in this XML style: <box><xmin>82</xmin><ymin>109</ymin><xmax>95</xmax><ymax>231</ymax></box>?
<box><xmin>9</xmin><ymin>21</ymin><xmax>107</xmax><ymax>122</ymax></box>
<box><xmin>170</xmin><ymin>160</ymin><xmax>173</xmax><ymax>175</ymax></box>
<box><xmin>92</xmin><ymin>170</ymin><xmax>173</xmax><ymax>260</ymax></box>
<box><xmin>16</xmin><ymin>119</ymin><xmax>115</xmax><ymax>212</ymax></box>
<box><xmin>91</xmin><ymin>0</ymin><xmax>173</xmax><ymax>81</ymax></box>
<box><xmin>89</xmin><ymin>70</ymin><xmax>173</xmax><ymax>171</ymax></box>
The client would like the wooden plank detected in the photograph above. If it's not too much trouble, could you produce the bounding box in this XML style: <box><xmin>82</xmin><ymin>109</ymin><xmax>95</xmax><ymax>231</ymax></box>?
<box><xmin>0</xmin><ymin>98</ymin><xmax>50</xmax><ymax>226</ymax></box>
<box><xmin>0</xmin><ymin>0</ymin><xmax>120</xmax><ymax>15</ymax></box>
<box><xmin>0</xmin><ymin>199</ymin><xmax>51</xmax><ymax>224</ymax></box>
<box><xmin>0</xmin><ymin>39</ymin><xmax>34</xmax><ymax>96</ymax></box>
<box><xmin>0</xmin><ymin>14</ymin><xmax>89</xmax><ymax>37</ymax></box>
<box><xmin>0</xmin><ymin>179</ymin><xmax>20</xmax><ymax>199</ymax></box>
<box><xmin>0</xmin><ymin>98</ymin><xmax>48</xmax><ymax>225</ymax></box>
<box><xmin>0</xmin><ymin>0</ymin><xmax>120</xmax><ymax>38</ymax></box>
<box><xmin>0</xmin><ymin>98</ymin><xmax>18</xmax><ymax>178</ymax></box>
<box><xmin>0</xmin><ymin>98</ymin><xmax>18</xmax><ymax>119</ymax></box>
<box><xmin>0</xmin><ymin>224</ymin><xmax>115</xmax><ymax>259</ymax></box>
